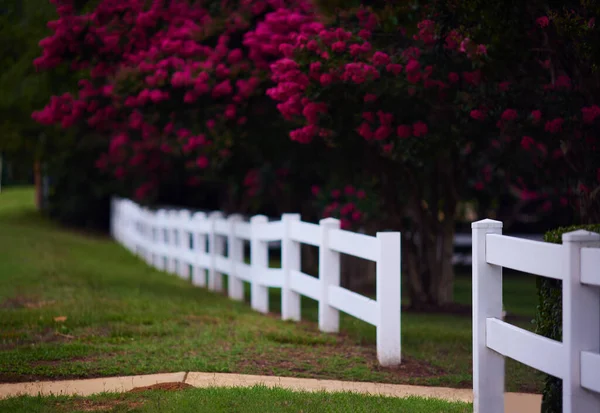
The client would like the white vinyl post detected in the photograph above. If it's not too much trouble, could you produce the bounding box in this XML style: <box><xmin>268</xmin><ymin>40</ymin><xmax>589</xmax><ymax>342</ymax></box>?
<box><xmin>177</xmin><ymin>210</ymin><xmax>191</xmax><ymax>280</ymax></box>
<box><xmin>208</xmin><ymin>211</ymin><xmax>225</xmax><ymax>291</ymax></box>
<box><xmin>282</xmin><ymin>214</ymin><xmax>301</xmax><ymax>321</ymax></box>
<box><xmin>319</xmin><ymin>217</ymin><xmax>340</xmax><ymax>333</ymax></box>
<box><xmin>148</xmin><ymin>209</ymin><xmax>158</xmax><ymax>268</ymax></box>
<box><xmin>167</xmin><ymin>210</ymin><xmax>178</xmax><ymax>274</ymax></box>
<box><xmin>191</xmin><ymin>212</ymin><xmax>207</xmax><ymax>288</ymax></box>
<box><xmin>562</xmin><ymin>230</ymin><xmax>600</xmax><ymax>413</ymax></box>
<box><xmin>376</xmin><ymin>231</ymin><xmax>402</xmax><ymax>366</ymax></box>
<box><xmin>472</xmin><ymin>219</ymin><xmax>504</xmax><ymax>413</ymax></box>
<box><xmin>250</xmin><ymin>215</ymin><xmax>269</xmax><ymax>313</ymax></box>
<box><xmin>228</xmin><ymin>214</ymin><xmax>244</xmax><ymax>301</ymax></box>
<box><xmin>156</xmin><ymin>210</ymin><xmax>167</xmax><ymax>271</ymax></box>
<box><xmin>142</xmin><ymin>207</ymin><xmax>153</xmax><ymax>266</ymax></box>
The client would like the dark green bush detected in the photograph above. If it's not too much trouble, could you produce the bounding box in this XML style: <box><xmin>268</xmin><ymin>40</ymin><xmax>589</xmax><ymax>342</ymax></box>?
<box><xmin>44</xmin><ymin>135</ymin><xmax>116</xmax><ymax>233</ymax></box>
<box><xmin>537</xmin><ymin>224</ymin><xmax>600</xmax><ymax>413</ymax></box>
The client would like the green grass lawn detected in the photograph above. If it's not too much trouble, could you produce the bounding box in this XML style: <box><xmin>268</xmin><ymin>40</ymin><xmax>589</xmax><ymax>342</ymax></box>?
<box><xmin>0</xmin><ymin>187</ymin><xmax>543</xmax><ymax>392</ymax></box>
<box><xmin>0</xmin><ymin>386</ymin><xmax>473</xmax><ymax>413</ymax></box>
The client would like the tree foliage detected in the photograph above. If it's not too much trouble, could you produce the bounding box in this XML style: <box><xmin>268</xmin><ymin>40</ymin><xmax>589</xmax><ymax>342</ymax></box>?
<box><xmin>32</xmin><ymin>0</ymin><xmax>600</xmax><ymax>308</ymax></box>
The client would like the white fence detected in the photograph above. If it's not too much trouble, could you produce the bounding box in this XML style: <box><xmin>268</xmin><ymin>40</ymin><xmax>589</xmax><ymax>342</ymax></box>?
<box><xmin>111</xmin><ymin>198</ymin><xmax>402</xmax><ymax>366</ymax></box>
<box><xmin>472</xmin><ymin>219</ymin><xmax>600</xmax><ymax>413</ymax></box>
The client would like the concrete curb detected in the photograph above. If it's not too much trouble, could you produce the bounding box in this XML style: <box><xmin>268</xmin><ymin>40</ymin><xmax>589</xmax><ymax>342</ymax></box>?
<box><xmin>0</xmin><ymin>372</ymin><xmax>187</xmax><ymax>399</ymax></box>
<box><xmin>0</xmin><ymin>372</ymin><xmax>541</xmax><ymax>412</ymax></box>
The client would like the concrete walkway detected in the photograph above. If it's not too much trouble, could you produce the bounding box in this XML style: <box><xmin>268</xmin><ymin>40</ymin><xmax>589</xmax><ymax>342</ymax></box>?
<box><xmin>0</xmin><ymin>372</ymin><xmax>541</xmax><ymax>412</ymax></box>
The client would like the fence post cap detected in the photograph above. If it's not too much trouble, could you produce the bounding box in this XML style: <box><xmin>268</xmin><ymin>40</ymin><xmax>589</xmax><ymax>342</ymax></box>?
<box><xmin>376</xmin><ymin>231</ymin><xmax>401</xmax><ymax>239</ymax></box>
<box><xmin>208</xmin><ymin>211</ymin><xmax>224</xmax><ymax>219</ymax></box>
<box><xmin>228</xmin><ymin>213</ymin><xmax>244</xmax><ymax>221</ymax></box>
<box><xmin>282</xmin><ymin>213</ymin><xmax>301</xmax><ymax>221</ymax></box>
<box><xmin>562</xmin><ymin>229</ymin><xmax>600</xmax><ymax>242</ymax></box>
<box><xmin>192</xmin><ymin>211</ymin><xmax>207</xmax><ymax>220</ymax></box>
<box><xmin>319</xmin><ymin>217</ymin><xmax>340</xmax><ymax>227</ymax></box>
<box><xmin>250</xmin><ymin>214</ymin><xmax>268</xmax><ymax>223</ymax></box>
<box><xmin>471</xmin><ymin>219</ymin><xmax>503</xmax><ymax>229</ymax></box>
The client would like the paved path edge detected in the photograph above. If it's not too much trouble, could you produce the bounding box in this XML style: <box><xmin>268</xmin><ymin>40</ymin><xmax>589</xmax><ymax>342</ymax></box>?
<box><xmin>0</xmin><ymin>372</ymin><xmax>541</xmax><ymax>413</ymax></box>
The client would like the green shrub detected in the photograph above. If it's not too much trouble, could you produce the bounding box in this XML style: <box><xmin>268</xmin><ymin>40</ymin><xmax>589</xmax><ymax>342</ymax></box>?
<box><xmin>537</xmin><ymin>223</ymin><xmax>600</xmax><ymax>413</ymax></box>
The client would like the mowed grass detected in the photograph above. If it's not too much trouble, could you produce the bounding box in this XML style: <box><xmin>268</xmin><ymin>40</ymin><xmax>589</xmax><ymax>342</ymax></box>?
<box><xmin>0</xmin><ymin>187</ymin><xmax>543</xmax><ymax>392</ymax></box>
<box><xmin>0</xmin><ymin>386</ymin><xmax>473</xmax><ymax>413</ymax></box>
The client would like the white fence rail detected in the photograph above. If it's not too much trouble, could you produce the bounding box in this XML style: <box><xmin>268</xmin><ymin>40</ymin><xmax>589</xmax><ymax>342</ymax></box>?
<box><xmin>472</xmin><ymin>219</ymin><xmax>600</xmax><ymax>413</ymax></box>
<box><xmin>111</xmin><ymin>198</ymin><xmax>402</xmax><ymax>366</ymax></box>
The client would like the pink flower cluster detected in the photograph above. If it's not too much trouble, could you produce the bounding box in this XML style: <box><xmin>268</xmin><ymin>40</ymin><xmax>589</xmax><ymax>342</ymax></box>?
<box><xmin>266</xmin><ymin>8</ymin><xmax>492</xmax><ymax>150</ymax></box>
<box><xmin>33</xmin><ymin>0</ymin><xmax>317</xmax><ymax>200</ymax></box>
<box><xmin>312</xmin><ymin>184</ymin><xmax>369</xmax><ymax>230</ymax></box>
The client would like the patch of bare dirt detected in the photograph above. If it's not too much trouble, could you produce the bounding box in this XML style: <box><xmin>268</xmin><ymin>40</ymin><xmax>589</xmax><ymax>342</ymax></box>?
<box><xmin>31</xmin><ymin>355</ymin><xmax>100</xmax><ymax>367</ymax></box>
<box><xmin>237</xmin><ymin>344</ymin><xmax>443</xmax><ymax>380</ymax></box>
<box><xmin>128</xmin><ymin>382</ymin><xmax>194</xmax><ymax>393</ymax></box>
<box><xmin>1</xmin><ymin>295</ymin><xmax>56</xmax><ymax>309</ymax></box>
<box><xmin>60</xmin><ymin>399</ymin><xmax>143</xmax><ymax>412</ymax></box>
<box><xmin>0</xmin><ymin>328</ymin><xmax>76</xmax><ymax>351</ymax></box>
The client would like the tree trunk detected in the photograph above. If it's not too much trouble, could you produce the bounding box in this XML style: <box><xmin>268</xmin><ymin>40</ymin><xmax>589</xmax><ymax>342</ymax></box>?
<box><xmin>401</xmin><ymin>154</ymin><xmax>459</xmax><ymax>310</ymax></box>
<box><xmin>403</xmin><ymin>211</ymin><xmax>456</xmax><ymax>310</ymax></box>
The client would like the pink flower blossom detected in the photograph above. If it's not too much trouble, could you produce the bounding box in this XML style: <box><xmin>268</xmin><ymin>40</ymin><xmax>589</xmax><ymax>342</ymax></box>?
<box><xmin>582</xmin><ymin>105</ymin><xmax>600</xmax><ymax>124</ymax></box>
<box><xmin>351</xmin><ymin>211</ymin><xmax>362</xmax><ymax>221</ymax></box>
<box><xmin>397</xmin><ymin>125</ymin><xmax>412</xmax><ymax>139</ymax></box>
<box><xmin>470</xmin><ymin>109</ymin><xmax>486</xmax><ymax>121</ymax></box>
<box><xmin>536</xmin><ymin>16</ymin><xmax>550</xmax><ymax>28</ymax></box>
<box><xmin>374</xmin><ymin>125</ymin><xmax>392</xmax><ymax>140</ymax></box>
<box><xmin>412</xmin><ymin>121</ymin><xmax>428</xmax><ymax>137</ymax></box>
<box><xmin>364</xmin><ymin>93</ymin><xmax>378</xmax><ymax>103</ymax></box>
<box><xmin>371</xmin><ymin>51</ymin><xmax>390</xmax><ymax>66</ymax></box>
<box><xmin>545</xmin><ymin>118</ymin><xmax>564</xmax><ymax>134</ymax></box>
<box><xmin>341</xmin><ymin>203</ymin><xmax>355</xmax><ymax>215</ymax></box>
<box><xmin>196</xmin><ymin>156</ymin><xmax>209</xmax><ymax>169</ymax></box>
<box><xmin>357</xmin><ymin>122</ymin><xmax>373</xmax><ymax>140</ymax></box>
<box><xmin>386</xmin><ymin>63</ymin><xmax>403</xmax><ymax>75</ymax></box>
<box><xmin>331</xmin><ymin>41</ymin><xmax>346</xmax><ymax>53</ymax></box>
<box><xmin>530</xmin><ymin>110</ymin><xmax>542</xmax><ymax>123</ymax></box>
<box><xmin>521</xmin><ymin>136</ymin><xmax>535</xmax><ymax>150</ymax></box>
<box><xmin>320</xmin><ymin>73</ymin><xmax>333</xmax><ymax>86</ymax></box>
<box><xmin>501</xmin><ymin>109</ymin><xmax>518</xmax><ymax>122</ymax></box>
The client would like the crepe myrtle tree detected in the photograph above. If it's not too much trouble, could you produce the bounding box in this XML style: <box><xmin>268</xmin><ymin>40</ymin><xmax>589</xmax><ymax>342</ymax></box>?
<box><xmin>32</xmin><ymin>0</ymin><xmax>325</xmax><ymax>215</ymax></box>
<box><xmin>267</xmin><ymin>1</ymin><xmax>599</xmax><ymax>308</ymax></box>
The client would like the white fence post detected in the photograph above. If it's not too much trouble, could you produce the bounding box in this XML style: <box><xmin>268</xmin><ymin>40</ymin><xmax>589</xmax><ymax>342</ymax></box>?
<box><xmin>156</xmin><ymin>210</ymin><xmax>167</xmax><ymax>271</ymax></box>
<box><xmin>228</xmin><ymin>214</ymin><xmax>245</xmax><ymax>301</ymax></box>
<box><xmin>251</xmin><ymin>215</ymin><xmax>269</xmax><ymax>313</ymax></box>
<box><xmin>177</xmin><ymin>210</ymin><xmax>191</xmax><ymax>280</ymax></box>
<box><xmin>319</xmin><ymin>218</ymin><xmax>340</xmax><ymax>333</ymax></box>
<box><xmin>472</xmin><ymin>219</ymin><xmax>504</xmax><ymax>413</ymax></box>
<box><xmin>562</xmin><ymin>230</ymin><xmax>600</xmax><ymax>413</ymax></box>
<box><xmin>191</xmin><ymin>212</ymin><xmax>207</xmax><ymax>288</ymax></box>
<box><xmin>141</xmin><ymin>207</ymin><xmax>152</xmax><ymax>266</ymax></box>
<box><xmin>376</xmin><ymin>231</ymin><xmax>401</xmax><ymax>366</ymax></box>
<box><xmin>208</xmin><ymin>211</ymin><xmax>224</xmax><ymax>292</ymax></box>
<box><xmin>167</xmin><ymin>210</ymin><xmax>178</xmax><ymax>275</ymax></box>
<box><xmin>282</xmin><ymin>213</ymin><xmax>301</xmax><ymax>321</ymax></box>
